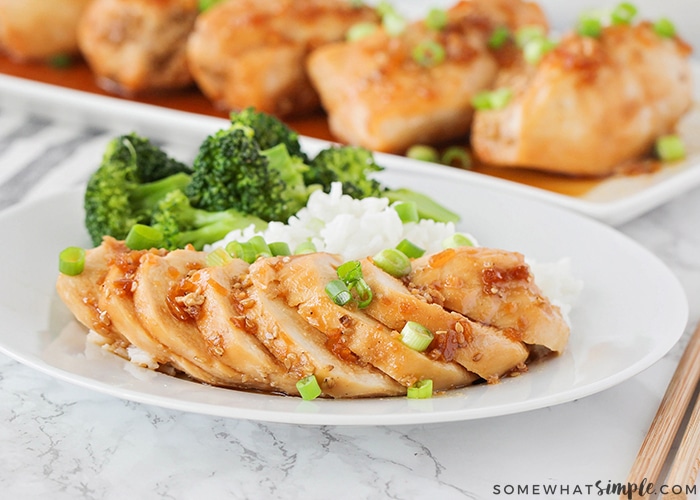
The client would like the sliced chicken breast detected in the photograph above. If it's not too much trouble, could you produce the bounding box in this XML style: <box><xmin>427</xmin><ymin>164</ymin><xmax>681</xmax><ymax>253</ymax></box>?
<box><xmin>471</xmin><ymin>22</ymin><xmax>693</xmax><ymax>176</ymax></box>
<box><xmin>409</xmin><ymin>247</ymin><xmax>569</xmax><ymax>353</ymax></box>
<box><xmin>266</xmin><ymin>253</ymin><xmax>478</xmax><ymax>390</ymax></box>
<box><xmin>360</xmin><ymin>258</ymin><xmax>529</xmax><ymax>381</ymax></box>
<box><xmin>247</xmin><ymin>258</ymin><xmax>405</xmax><ymax>398</ymax></box>
<box><xmin>306</xmin><ymin>0</ymin><xmax>547</xmax><ymax>153</ymax></box>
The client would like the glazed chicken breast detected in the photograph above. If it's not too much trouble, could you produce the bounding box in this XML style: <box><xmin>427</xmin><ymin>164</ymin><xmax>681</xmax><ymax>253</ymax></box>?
<box><xmin>77</xmin><ymin>0</ymin><xmax>198</xmax><ymax>94</ymax></box>
<box><xmin>186</xmin><ymin>0</ymin><xmax>379</xmax><ymax>117</ymax></box>
<box><xmin>306</xmin><ymin>0</ymin><xmax>547</xmax><ymax>153</ymax></box>
<box><xmin>0</xmin><ymin>0</ymin><xmax>91</xmax><ymax>61</ymax></box>
<box><xmin>471</xmin><ymin>21</ymin><xmax>694</xmax><ymax>176</ymax></box>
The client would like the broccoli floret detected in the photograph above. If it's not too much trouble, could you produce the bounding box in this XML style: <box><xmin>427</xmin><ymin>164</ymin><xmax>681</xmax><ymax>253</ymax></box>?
<box><xmin>307</xmin><ymin>145</ymin><xmax>384</xmax><ymax>199</ymax></box>
<box><xmin>151</xmin><ymin>190</ymin><xmax>268</xmax><ymax>250</ymax></box>
<box><xmin>84</xmin><ymin>134</ymin><xmax>192</xmax><ymax>246</ymax></box>
<box><xmin>186</xmin><ymin>125</ymin><xmax>318</xmax><ymax>222</ymax></box>
<box><xmin>230</xmin><ymin>107</ymin><xmax>307</xmax><ymax>160</ymax></box>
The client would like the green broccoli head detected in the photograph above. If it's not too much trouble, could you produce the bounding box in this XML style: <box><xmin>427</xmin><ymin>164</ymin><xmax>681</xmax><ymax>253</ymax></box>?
<box><xmin>186</xmin><ymin>125</ymin><xmax>317</xmax><ymax>222</ymax></box>
<box><xmin>151</xmin><ymin>189</ymin><xmax>267</xmax><ymax>250</ymax></box>
<box><xmin>230</xmin><ymin>107</ymin><xmax>306</xmax><ymax>160</ymax></box>
<box><xmin>307</xmin><ymin>146</ymin><xmax>385</xmax><ymax>199</ymax></box>
<box><xmin>84</xmin><ymin>134</ymin><xmax>191</xmax><ymax>246</ymax></box>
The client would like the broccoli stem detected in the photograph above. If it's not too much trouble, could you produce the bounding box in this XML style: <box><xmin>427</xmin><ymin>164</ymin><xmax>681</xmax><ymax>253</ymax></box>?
<box><xmin>132</xmin><ymin>172</ymin><xmax>192</xmax><ymax>211</ymax></box>
<box><xmin>383</xmin><ymin>188</ymin><xmax>460</xmax><ymax>223</ymax></box>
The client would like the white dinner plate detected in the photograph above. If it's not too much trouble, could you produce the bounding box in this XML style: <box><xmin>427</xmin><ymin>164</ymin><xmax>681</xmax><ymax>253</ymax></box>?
<box><xmin>0</xmin><ymin>158</ymin><xmax>688</xmax><ymax>425</ymax></box>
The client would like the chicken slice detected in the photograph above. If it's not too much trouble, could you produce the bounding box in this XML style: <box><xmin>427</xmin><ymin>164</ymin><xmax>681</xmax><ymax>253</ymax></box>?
<box><xmin>266</xmin><ymin>253</ymin><xmax>477</xmax><ymax>390</ymax></box>
<box><xmin>359</xmin><ymin>258</ymin><xmax>529</xmax><ymax>381</ymax></box>
<box><xmin>78</xmin><ymin>0</ymin><xmax>198</xmax><ymax>94</ymax></box>
<box><xmin>471</xmin><ymin>22</ymin><xmax>693</xmax><ymax>176</ymax></box>
<box><xmin>184</xmin><ymin>261</ymin><xmax>300</xmax><ymax>395</ymax></box>
<box><xmin>0</xmin><ymin>0</ymin><xmax>91</xmax><ymax>61</ymax></box>
<box><xmin>55</xmin><ymin>237</ymin><xmax>131</xmax><ymax>349</ymax></box>
<box><xmin>247</xmin><ymin>259</ymin><xmax>405</xmax><ymax>398</ymax></box>
<box><xmin>186</xmin><ymin>0</ymin><xmax>378</xmax><ymax>117</ymax></box>
<box><xmin>306</xmin><ymin>0</ymin><xmax>547</xmax><ymax>153</ymax></box>
<box><xmin>132</xmin><ymin>249</ymin><xmax>275</xmax><ymax>389</ymax></box>
<box><xmin>409</xmin><ymin>247</ymin><xmax>569</xmax><ymax>354</ymax></box>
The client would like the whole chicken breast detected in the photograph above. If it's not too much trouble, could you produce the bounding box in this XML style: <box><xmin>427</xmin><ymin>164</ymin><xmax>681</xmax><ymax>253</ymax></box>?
<box><xmin>306</xmin><ymin>0</ymin><xmax>547</xmax><ymax>153</ymax></box>
<box><xmin>78</xmin><ymin>0</ymin><xmax>198</xmax><ymax>94</ymax></box>
<box><xmin>471</xmin><ymin>22</ymin><xmax>693</xmax><ymax>176</ymax></box>
<box><xmin>0</xmin><ymin>0</ymin><xmax>91</xmax><ymax>61</ymax></box>
<box><xmin>186</xmin><ymin>0</ymin><xmax>378</xmax><ymax>117</ymax></box>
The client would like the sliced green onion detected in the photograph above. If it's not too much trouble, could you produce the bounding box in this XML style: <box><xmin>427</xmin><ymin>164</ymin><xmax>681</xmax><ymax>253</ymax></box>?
<box><xmin>393</xmin><ymin>201</ymin><xmax>419</xmax><ymax>223</ymax></box>
<box><xmin>443</xmin><ymin>232</ymin><xmax>476</xmax><ymax>249</ymax></box>
<box><xmin>412</xmin><ymin>40</ymin><xmax>446</xmax><ymax>67</ymax></box>
<box><xmin>382</xmin><ymin>11</ymin><xmax>407</xmax><ymax>37</ymax></box>
<box><xmin>337</xmin><ymin>260</ymin><xmax>363</xmax><ymax>283</ymax></box>
<box><xmin>425</xmin><ymin>8</ymin><xmax>448</xmax><ymax>31</ymax></box>
<box><xmin>488</xmin><ymin>26</ymin><xmax>510</xmax><ymax>49</ymax></box>
<box><xmin>654</xmin><ymin>18</ymin><xmax>676</xmax><ymax>38</ymax></box>
<box><xmin>294</xmin><ymin>241</ymin><xmax>317</xmax><ymax>255</ymax></box>
<box><xmin>198</xmin><ymin>0</ymin><xmax>223</xmax><ymax>11</ymax></box>
<box><xmin>577</xmin><ymin>15</ymin><xmax>603</xmax><ymax>37</ymax></box>
<box><xmin>347</xmin><ymin>22</ymin><xmax>379</xmax><ymax>42</ymax></box>
<box><xmin>515</xmin><ymin>25</ymin><xmax>546</xmax><ymax>48</ymax></box>
<box><xmin>396</xmin><ymin>238</ymin><xmax>425</xmax><ymax>259</ymax></box>
<box><xmin>325</xmin><ymin>279</ymin><xmax>353</xmax><ymax>306</ymax></box>
<box><xmin>296</xmin><ymin>374</ymin><xmax>322</xmax><ymax>400</ymax></box>
<box><xmin>59</xmin><ymin>246</ymin><xmax>86</xmax><ymax>276</ymax></box>
<box><xmin>406</xmin><ymin>144</ymin><xmax>439</xmax><ymax>163</ymax></box>
<box><xmin>407</xmin><ymin>379</ymin><xmax>433</xmax><ymax>399</ymax></box>
<box><xmin>125</xmin><ymin>224</ymin><xmax>163</xmax><ymax>250</ymax></box>
<box><xmin>375</xmin><ymin>0</ymin><xmax>395</xmax><ymax>16</ymax></box>
<box><xmin>523</xmin><ymin>37</ymin><xmax>556</xmax><ymax>64</ymax></box>
<box><xmin>268</xmin><ymin>241</ymin><xmax>291</xmax><ymax>256</ymax></box>
<box><xmin>441</xmin><ymin>146</ymin><xmax>472</xmax><ymax>169</ymax></box>
<box><xmin>611</xmin><ymin>2</ymin><xmax>638</xmax><ymax>25</ymax></box>
<box><xmin>206</xmin><ymin>247</ymin><xmax>233</xmax><ymax>267</ymax></box>
<box><xmin>400</xmin><ymin>321</ymin><xmax>434</xmax><ymax>352</ymax></box>
<box><xmin>226</xmin><ymin>241</ymin><xmax>256</xmax><ymax>263</ymax></box>
<box><xmin>248</xmin><ymin>235</ymin><xmax>271</xmax><ymax>258</ymax></box>
<box><xmin>471</xmin><ymin>88</ymin><xmax>513</xmax><ymax>111</ymax></box>
<box><xmin>373</xmin><ymin>248</ymin><xmax>412</xmax><ymax>278</ymax></box>
<box><xmin>655</xmin><ymin>134</ymin><xmax>686</xmax><ymax>161</ymax></box>
<box><xmin>353</xmin><ymin>278</ymin><xmax>373</xmax><ymax>308</ymax></box>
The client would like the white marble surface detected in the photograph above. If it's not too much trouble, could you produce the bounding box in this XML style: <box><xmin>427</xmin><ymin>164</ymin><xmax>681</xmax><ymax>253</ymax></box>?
<box><xmin>3</xmin><ymin>1</ymin><xmax>700</xmax><ymax>498</ymax></box>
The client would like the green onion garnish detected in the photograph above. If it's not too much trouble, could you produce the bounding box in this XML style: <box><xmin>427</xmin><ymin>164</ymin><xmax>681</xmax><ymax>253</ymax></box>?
<box><xmin>393</xmin><ymin>201</ymin><xmax>419</xmax><ymax>223</ymax></box>
<box><xmin>406</xmin><ymin>144</ymin><xmax>439</xmax><ymax>163</ymax></box>
<box><xmin>577</xmin><ymin>16</ymin><xmax>603</xmax><ymax>38</ymax></box>
<box><xmin>59</xmin><ymin>246</ymin><xmax>86</xmax><ymax>276</ymax></box>
<box><xmin>337</xmin><ymin>260</ymin><xmax>363</xmax><ymax>283</ymax></box>
<box><xmin>412</xmin><ymin>40</ymin><xmax>446</xmax><ymax>67</ymax></box>
<box><xmin>523</xmin><ymin>37</ymin><xmax>556</xmax><ymax>64</ymax></box>
<box><xmin>653</xmin><ymin>18</ymin><xmax>676</xmax><ymax>38</ymax></box>
<box><xmin>268</xmin><ymin>241</ymin><xmax>291</xmax><ymax>256</ymax></box>
<box><xmin>347</xmin><ymin>22</ymin><xmax>379</xmax><ymax>41</ymax></box>
<box><xmin>296</xmin><ymin>374</ymin><xmax>322</xmax><ymax>400</ymax></box>
<box><xmin>443</xmin><ymin>232</ymin><xmax>476</xmax><ymax>249</ymax></box>
<box><xmin>375</xmin><ymin>0</ymin><xmax>395</xmax><ymax>16</ymax></box>
<box><xmin>125</xmin><ymin>224</ymin><xmax>163</xmax><ymax>250</ymax></box>
<box><xmin>400</xmin><ymin>321</ymin><xmax>434</xmax><ymax>352</ymax></box>
<box><xmin>396</xmin><ymin>238</ymin><xmax>425</xmax><ymax>259</ymax></box>
<box><xmin>383</xmin><ymin>11</ymin><xmax>407</xmax><ymax>36</ymax></box>
<box><xmin>373</xmin><ymin>248</ymin><xmax>412</xmax><ymax>278</ymax></box>
<box><xmin>226</xmin><ymin>241</ymin><xmax>257</xmax><ymax>263</ymax></box>
<box><xmin>206</xmin><ymin>247</ymin><xmax>233</xmax><ymax>267</ymax></box>
<box><xmin>407</xmin><ymin>379</ymin><xmax>433</xmax><ymax>399</ymax></box>
<box><xmin>471</xmin><ymin>88</ymin><xmax>513</xmax><ymax>111</ymax></box>
<box><xmin>515</xmin><ymin>25</ymin><xmax>546</xmax><ymax>48</ymax></box>
<box><xmin>425</xmin><ymin>8</ymin><xmax>448</xmax><ymax>31</ymax></box>
<box><xmin>353</xmin><ymin>278</ymin><xmax>373</xmax><ymax>308</ymax></box>
<box><xmin>611</xmin><ymin>2</ymin><xmax>638</xmax><ymax>25</ymax></box>
<box><xmin>198</xmin><ymin>0</ymin><xmax>223</xmax><ymax>11</ymax></box>
<box><xmin>248</xmin><ymin>235</ymin><xmax>271</xmax><ymax>258</ymax></box>
<box><xmin>325</xmin><ymin>279</ymin><xmax>353</xmax><ymax>306</ymax></box>
<box><xmin>294</xmin><ymin>241</ymin><xmax>317</xmax><ymax>255</ymax></box>
<box><xmin>488</xmin><ymin>26</ymin><xmax>511</xmax><ymax>49</ymax></box>
<box><xmin>441</xmin><ymin>146</ymin><xmax>472</xmax><ymax>169</ymax></box>
<box><xmin>655</xmin><ymin>134</ymin><xmax>686</xmax><ymax>161</ymax></box>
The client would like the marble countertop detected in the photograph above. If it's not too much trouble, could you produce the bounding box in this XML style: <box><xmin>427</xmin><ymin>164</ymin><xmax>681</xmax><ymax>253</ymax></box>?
<box><xmin>2</xmin><ymin>25</ymin><xmax>700</xmax><ymax>499</ymax></box>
